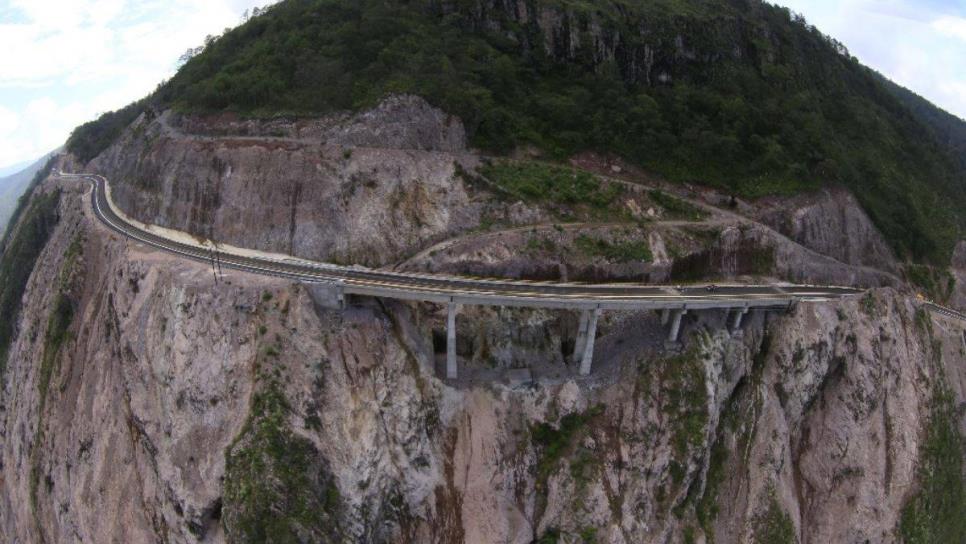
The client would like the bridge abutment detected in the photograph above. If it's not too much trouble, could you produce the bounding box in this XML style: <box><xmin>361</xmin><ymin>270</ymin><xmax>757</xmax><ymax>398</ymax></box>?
<box><xmin>305</xmin><ymin>281</ymin><xmax>345</xmax><ymax>311</ymax></box>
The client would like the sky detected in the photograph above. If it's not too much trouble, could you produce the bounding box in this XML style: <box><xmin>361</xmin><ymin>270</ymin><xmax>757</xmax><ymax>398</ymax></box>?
<box><xmin>0</xmin><ymin>0</ymin><xmax>965</xmax><ymax>172</ymax></box>
<box><xmin>0</xmin><ymin>0</ymin><xmax>269</xmax><ymax>171</ymax></box>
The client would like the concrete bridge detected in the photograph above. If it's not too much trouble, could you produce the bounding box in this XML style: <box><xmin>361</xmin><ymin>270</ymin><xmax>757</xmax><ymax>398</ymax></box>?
<box><xmin>67</xmin><ymin>172</ymin><xmax>863</xmax><ymax>379</ymax></box>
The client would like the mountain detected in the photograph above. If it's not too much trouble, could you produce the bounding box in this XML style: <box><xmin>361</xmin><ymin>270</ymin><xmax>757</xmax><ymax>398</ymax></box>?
<box><xmin>2</xmin><ymin>1</ymin><xmax>965</xmax><ymax>543</ymax></box>
<box><xmin>69</xmin><ymin>0</ymin><xmax>964</xmax><ymax>264</ymax></box>
<box><xmin>0</xmin><ymin>159</ymin><xmax>35</xmax><ymax>179</ymax></box>
<box><xmin>878</xmin><ymin>74</ymin><xmax>966</xmax><ymax>173</ymax></box>
<box><xmin>0</xmin><ymin>151</ymin><xmax>58</xmax><ymax>237</ymax></box>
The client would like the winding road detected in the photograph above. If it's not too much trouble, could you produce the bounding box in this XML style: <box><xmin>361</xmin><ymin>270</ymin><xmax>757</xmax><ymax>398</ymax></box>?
<box><xmin>63</xmin><ymin>172</ymin><xmax>864</xmax><ymax>311</ymax></box>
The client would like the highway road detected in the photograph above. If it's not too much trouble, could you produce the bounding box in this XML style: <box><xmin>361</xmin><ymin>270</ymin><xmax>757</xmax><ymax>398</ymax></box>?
<box><xmin>925</xmin><ymin>302</ymin><xmax>966</xmax><ymax>322</ymax></box>
<box><xmin>69</xmin><ymin>172</ymin><xmax>863</xmax><ymax>311</ymax></box>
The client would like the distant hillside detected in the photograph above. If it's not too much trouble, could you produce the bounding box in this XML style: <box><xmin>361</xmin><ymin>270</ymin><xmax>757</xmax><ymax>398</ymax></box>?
<box><xmin>878</xmin><ymin>75</ymin><xmax>966</xmax><ymax>173</ymax></box>
<box><xmin>0</xmin><ymin>152</ymin><xmax>57</xmax><ymax>237</ymax></box>
<box><xmin>68</xmin><ymin>0</ymin><xmax>964</xmax><ymax>263</ymax></box>
<box><xmin>0</xmin><ymin>159</ymin><xmax>35</xmax><ymax>179</ymax></box>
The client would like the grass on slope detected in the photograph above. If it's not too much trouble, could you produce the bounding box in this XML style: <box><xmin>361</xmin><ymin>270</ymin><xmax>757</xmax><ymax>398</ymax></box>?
<box><xmin>480</xmin><ymin>160</ymin><xmax>623</xmax><ymax>215</ymax></box>
<box><xmin>68</xmin><ymin>0</ymin><xmax>964</xmax><ymax>264</ymax></box>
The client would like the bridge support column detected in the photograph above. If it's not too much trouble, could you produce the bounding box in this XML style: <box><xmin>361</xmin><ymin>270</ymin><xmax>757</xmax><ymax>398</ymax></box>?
<box><xmin>660</xmin><ymin>309</ymin><xmax>671</xmax><ymax>326</ymax></box>
<box><xmin>579</xmin><ymin>309</ymin><xmax>602</xmax><ymax>376</ymax></box>
<box><xmin>446</xmin><ymin>302</ymin><xmax>459</xmax><ymax>380</ymax></box>
<box><xmin>729</xmin><ymin>308</ymin><xmax>749</xmax><ymax>334</ymax></box>
<box><xmin>667</xmin><ymin>309</ymin><xmax>688</xmax><ymax>343</ymax></box>
<box><xmin>573</xmin><ymin>311</ymin><xmax>591</xmax><ymax>363</ymax></box>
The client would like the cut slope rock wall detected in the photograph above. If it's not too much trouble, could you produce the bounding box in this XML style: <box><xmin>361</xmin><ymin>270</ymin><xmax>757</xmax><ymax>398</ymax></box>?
<box><xmin>756</xmin><ymin>188</ymin><xmax>899</xmax><ymax>274</ymax></box>
<box><xmin>90</xmin><ymin>96</ymin><xmax>479</xmax><ymax>267</ymax></box>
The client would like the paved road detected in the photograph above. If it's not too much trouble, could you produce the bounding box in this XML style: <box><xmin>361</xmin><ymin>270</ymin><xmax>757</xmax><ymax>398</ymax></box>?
<box><xmin>72</xmin><ymin>172</ymin><xmax>862</xmax><ymax>311</ymax></box>
<box><xmin>925</xmin><ymin>302</ymin><xmax>966</xmax><ymax>322</ymax></box>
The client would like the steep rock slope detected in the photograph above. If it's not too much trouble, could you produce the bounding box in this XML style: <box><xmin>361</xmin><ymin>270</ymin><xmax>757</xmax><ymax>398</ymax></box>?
<box><xmin>90</xmin><ymin>96</ymin><xmax>477</xmax><ymax>266</ymax></box>
<box><xmin>952</xmin><ymin>241</ymin><xmax>966</xmax><ymax>311</ymax></box>
<box><xmin>753</xmin><ymin>188</ymin><xmax>899</xmax><ymax>274</ymax></box>
<box><xmin>1</xmin><ymin>171</ymin><xmax>964</xmax><ymax>543</ymax></box>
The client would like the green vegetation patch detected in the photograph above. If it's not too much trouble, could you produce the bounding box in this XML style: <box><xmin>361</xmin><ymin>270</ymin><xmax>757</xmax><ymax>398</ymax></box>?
<box><xmin>531</xmin><ymin>404</ymin><xmax>605</xmax><ymax>485</ymax></box>
<box><xmin>752</xmin><ymin>491</ymin><xmax>795</xmax><ymax>544</ymax></box>
<box><xmin>224</xmin><ymin>382</ymin><xmax>343</xmax><ymax>543</ymax></box>
<box><xmin>536</xmin><ymin>528</ymin><xmax>561</xmax><ymax>544</ymax></box>
<box><xmin>649</xmin><ymin>191</ymin><xmax>706</xmax><ymax>221</ymax></box>
<box><xmin>898</xmin><ymin>387</ymin><xmax>966</xmax><ymax>544</ymax></box>
<box><xmin>67</xmin><ymin>100</ymin><xmax>148</xmax><ymax>163</ymax></box>
<box><xmin>0</xmin><ymin>189</ymin><xmax>62</xmax><ymax>377</ymax></box>
<box><xmin>574</xmin><ymin>235</ymin><xmax>653</xmax><ymax>263</ymax></box>
<box><xmin>695</xmin><ymin>429</ymin><xmax>729</xmax><ymax>539</ymax></box>
<box><xmin>0</xmin><ymin>156</ymin><xmax>55</xmax><ymax>250</ymax></box>
<box><xmin>659</xmin><ymin>349</ymin><xmax>709</xmax><ymax>462</ymax></box>
<box><xmin>480</xmin><ymin>161</ymin><xmax>622</xmax><ymax>215</ymax></box>
<box><xmin>905</xmin><ymin>264</ymin><xmax>956</xmax><ymax>304</ymax></box>
<box><xmin>526</xmin><ymin>235</ymin><xmax>559</xmax><ymax>255</ymax></box>
<box><xmin>530</xmin><ymin>405</ymin><xmax>607</xmax><ymax>516</ymax></box>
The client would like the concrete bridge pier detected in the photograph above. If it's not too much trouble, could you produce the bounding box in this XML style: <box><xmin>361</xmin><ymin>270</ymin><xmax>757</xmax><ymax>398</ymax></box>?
<box><xmin>660</xmin><ymin>308</ymin><xmax>671</xmax><ymax>326</ymax></box>
<box><xmin>446</xmin><ymin>302</ymin><xmax>460</xmax><ymax>380</ymax></box>
<box><xmin>573</xmin><ymin>311</ymin><xmax>591</xmax><ymax>363</ymax></box>
<box><xmin>305</xmin><ymin>281</ymin><xmax>346</xmax><ymax>311</ymax></box>
<box><xmin>729</xmin><ymin>308</ymin><xmax>749</xmax><ymax>334</ymax></box>
<box><xmin>667</xmin><ymin>309</ymin><xmax>688</xmax><ymax>343</ymax></box>
<box><xmin>578</xmin><ymin>309</ymin><xmax>602</xmax><ymax>376</ymax></box>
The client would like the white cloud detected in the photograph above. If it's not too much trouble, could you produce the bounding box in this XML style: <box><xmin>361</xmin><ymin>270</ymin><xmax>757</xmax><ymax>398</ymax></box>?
<box><xmin>0</xmin><ymin>105</ymin><xmax>19</xmax><ymax>138</ymax></box>
<box><xmin>0</xmin><ymin>0</ymin><xmax>269</xmax><ymax>170</ymax></box>
<box><xmin>934</xmin><ymin>16</ymin><xmax>966</xmax><ymax>42</ymax></box>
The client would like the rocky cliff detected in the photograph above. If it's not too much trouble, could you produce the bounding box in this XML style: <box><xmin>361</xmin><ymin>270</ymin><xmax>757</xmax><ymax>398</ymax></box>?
<box><xmin>1</xmin><ymin>160</ymin><xmax>964</xmax><ymax>542</ymax></box>
<box><xmin>952</xmin><ymin>242</ymin><xmax>966</xmax><ymax>312</ymax></box>
<box><xmin>90</xmin><ymin>95</ymin><xmax>477</xmax><ymax>267</ymax></box>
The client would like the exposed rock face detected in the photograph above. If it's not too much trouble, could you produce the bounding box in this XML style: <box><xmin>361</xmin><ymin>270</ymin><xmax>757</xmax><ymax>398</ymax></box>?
<box><xmin>438</xmin><ymin>0</ymin><xmax>750</xmax><ymax>87</ymax></box>
<box><xmin>755</xmin><ymin>188</ymin><xmax>899</xmax><ymax>274</ymax></box>
<box><xmin>1</xmin><ymin>174</ymin><xmax>964</xmax><ymax>543</ymax></box>
<box><xmin>90</xmin><ymin>96</ymin><xmax>478</xmax><ymax>266</ymax></box>
<box><xmin>952</xmin><ymin>241</ymin><xmax>966</xmax><ymax>311</ymax></box>
<box><xmin>170</xmin><ymin>95</ymin><xmax>466</xmax><ymax>152</ymax></box>
<box><xmin>402</xmin><ymin>220</ymin><xmax>899</xmax><ymax>288</ymax></box>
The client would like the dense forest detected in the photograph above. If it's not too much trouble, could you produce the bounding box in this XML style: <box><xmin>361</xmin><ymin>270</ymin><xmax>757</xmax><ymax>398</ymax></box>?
<box><xmin>880</xmin><ymin>75</ymin><xmax>966</xmax><ymax>173</ymax></box>
<box><xmin>68</xmin><ymin>0</ymin><xmax>965</xmax><ymax>264</ymax></box>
